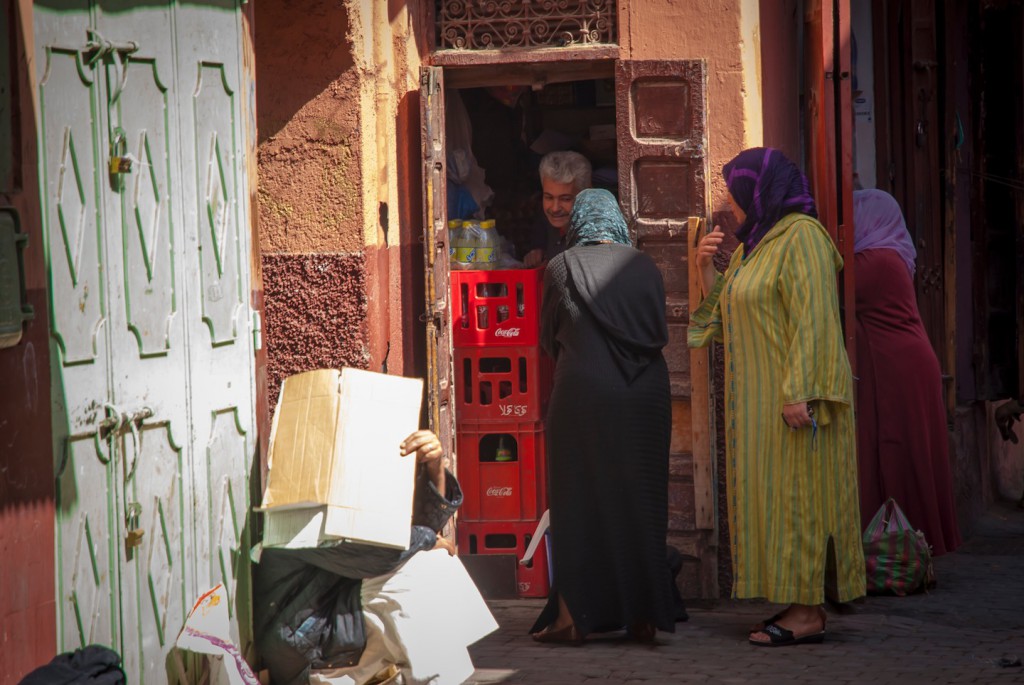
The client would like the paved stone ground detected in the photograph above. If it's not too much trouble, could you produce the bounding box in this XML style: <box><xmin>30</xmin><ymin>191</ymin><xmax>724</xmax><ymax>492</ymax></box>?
<box><xmin>465</xmin><ymin>500</ymin><xmax>1024</xmax><ymax>685</ymax></box>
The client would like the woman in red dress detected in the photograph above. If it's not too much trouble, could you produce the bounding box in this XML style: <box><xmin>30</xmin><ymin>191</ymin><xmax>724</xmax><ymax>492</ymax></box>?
<box><xmin>853</xmin><ymin>189</ymin><xmax>961</xmax><ymax>555</ymax></box>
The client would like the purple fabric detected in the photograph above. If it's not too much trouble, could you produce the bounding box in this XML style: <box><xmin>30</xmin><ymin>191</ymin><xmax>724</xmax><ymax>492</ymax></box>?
<box><xmin>722</xmin><ymin>147</ymin><xmax>818</xmax><ymax>254</ymax></box>
<box><xmin>852</xmin><ymin>189</ymin><xmax>917</xmax><ymax>276</ymax></box>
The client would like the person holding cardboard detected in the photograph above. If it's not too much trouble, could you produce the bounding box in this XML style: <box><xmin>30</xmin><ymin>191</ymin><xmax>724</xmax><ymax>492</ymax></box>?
<box><xmin>253</xmin><ymin>427</ymin><xmax>496</xmax><ymax>685</ymax></box>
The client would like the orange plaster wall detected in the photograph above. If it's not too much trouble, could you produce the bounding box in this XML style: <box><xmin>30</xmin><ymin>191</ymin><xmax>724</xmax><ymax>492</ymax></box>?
<box><xmin>255</xmin><ymin>2</ymin><xmax>363</xmax><ymax>255</ymax></box>
<box><xmin>255</xmin><ymin>1</ymin><xmax>374</xmax><ymax>404</ymax></box>
<box><xmin>758</xmin><ymin>0</ymin><xmax>802</xmax><ymax>164</ymax></box>
<box><xmin>623</xmin><ymin>0</ymin><xmax>749</xmax><ymax>215</ymax></box>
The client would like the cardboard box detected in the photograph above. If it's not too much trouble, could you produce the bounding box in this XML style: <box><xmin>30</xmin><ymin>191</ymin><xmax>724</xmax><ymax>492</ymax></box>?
<box><xmin>259</xmin><ymin>368</ymin><xmax>424</xmax><ymax>550</ymax></box>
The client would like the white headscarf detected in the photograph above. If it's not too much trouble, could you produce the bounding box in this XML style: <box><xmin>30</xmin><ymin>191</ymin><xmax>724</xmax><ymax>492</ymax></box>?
<box><xmin>852</xmin><ymin>189</ymin><xmax>918</xmax><ymax>275</ymax></box>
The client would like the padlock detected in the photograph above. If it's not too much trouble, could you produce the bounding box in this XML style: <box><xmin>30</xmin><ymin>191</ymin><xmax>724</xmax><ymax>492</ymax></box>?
<box><xmin>126</xmin><ymin>528</ymin><xmax>145</xmax><ymax>548</ymax></box>
<box><xmin>108</xmin><ymin>127</ymin><xmax>132</xmax><ymax>176</ymax></box>
<box><xmin>125</xmin><ymin>501</ymin><xmax>143</xmax><ymax>551</ymax></box>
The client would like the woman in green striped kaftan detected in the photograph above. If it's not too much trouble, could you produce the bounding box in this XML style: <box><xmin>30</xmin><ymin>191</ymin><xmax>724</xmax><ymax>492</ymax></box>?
<box><xmin>688</xmin><ymin>148</ymin><xmax>865</xmax><ymax>647</ymax></box>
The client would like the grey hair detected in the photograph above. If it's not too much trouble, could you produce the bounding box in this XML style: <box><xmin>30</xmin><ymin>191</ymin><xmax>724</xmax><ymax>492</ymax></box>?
<box><xmin>539</xmin><ymin>151</ymin><xmax>592</xmax><ymax>193</ymax></box>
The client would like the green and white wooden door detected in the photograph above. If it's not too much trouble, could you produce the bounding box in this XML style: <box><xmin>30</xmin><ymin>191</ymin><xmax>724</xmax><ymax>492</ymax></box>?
<box><xmin>35</xmin><ymin>2</ymin><xmax>256</xmax><ymax>681</ymax></box>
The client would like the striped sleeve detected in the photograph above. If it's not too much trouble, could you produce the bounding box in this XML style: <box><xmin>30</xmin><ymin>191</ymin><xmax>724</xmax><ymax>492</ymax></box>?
<box><xmin>777</xmin><ymin>220</ymin><xmax>851</xmax><ymax>405</ymax></box>
<box><xmin>687</xmin><ymin>272</ymin><xmax>725</xmax><ymax>348</ymax></box>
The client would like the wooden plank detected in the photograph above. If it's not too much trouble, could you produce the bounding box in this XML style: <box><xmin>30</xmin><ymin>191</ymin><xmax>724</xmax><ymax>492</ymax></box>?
<box><xmin>670</xmin><ymin>399</ymin><xmax>692</xmax><ymax>456</ymax></box>
<box><xmin>419</xmin><ymin>66</ymin><xmax>457</xmax><ymax>469</ymax></box>
<box><xmin>431</xmin><ymin>45</ymin><xmax>619</xmax><ymax>66</ymax></box>
<box><xmin>442</xmin><ymin>60</ymin><xmax>615</xmax><ymax>90</ymax></box>
<box><xmin>687</xmin><ymin>217</ymin><xmax>714</xmax><ymax>532</ymax></box>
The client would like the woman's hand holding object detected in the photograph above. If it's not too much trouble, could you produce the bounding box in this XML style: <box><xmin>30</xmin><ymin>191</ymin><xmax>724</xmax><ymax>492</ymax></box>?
<box><xmin>782</xmin><ymin>402</ymin><xmax>813</xmax><ymax>430</ymax></box>
<box><xmin>696</xmin><ymin>225</ymin><xmax>724</xmax><ymax>295</ymax></box>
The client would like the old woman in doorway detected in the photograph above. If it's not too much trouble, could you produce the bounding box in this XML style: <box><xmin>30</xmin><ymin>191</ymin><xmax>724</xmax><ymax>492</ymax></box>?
<box><xmin>531</xmin><ymin>188</ymin><xmax>675</xmax><ymax>644</ymax></box>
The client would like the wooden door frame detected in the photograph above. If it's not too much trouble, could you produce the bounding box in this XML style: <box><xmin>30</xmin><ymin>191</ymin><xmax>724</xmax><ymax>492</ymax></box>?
<box><xmin>615</xmin><ymin>58</ymin><xmax>717</xmax><ymax>599</ymax></box>
<box><xmin>805</xmin><ymin>0</ymin><xmax>856</xmax><ymax>372</ymax></box>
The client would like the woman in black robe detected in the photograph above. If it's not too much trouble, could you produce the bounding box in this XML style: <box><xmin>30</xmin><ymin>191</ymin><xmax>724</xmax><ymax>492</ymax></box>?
<box><xmin>530</xmin><ymin>188</ymin><xmax>674</xmax><ymax>644</ymax></box>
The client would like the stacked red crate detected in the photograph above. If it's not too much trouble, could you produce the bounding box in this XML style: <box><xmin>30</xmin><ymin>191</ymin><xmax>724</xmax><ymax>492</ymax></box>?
<box><xmin>451</xmin><ymin>268</ymin><xmax>551</xmax><ymax>597</ymax></box>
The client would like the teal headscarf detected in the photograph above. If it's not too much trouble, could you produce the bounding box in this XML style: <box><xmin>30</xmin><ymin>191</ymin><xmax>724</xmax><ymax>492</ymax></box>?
<box><xmin>566</xmin><ymin>188</ymin><xmax>632</xmax><ymax>248</ymax></box>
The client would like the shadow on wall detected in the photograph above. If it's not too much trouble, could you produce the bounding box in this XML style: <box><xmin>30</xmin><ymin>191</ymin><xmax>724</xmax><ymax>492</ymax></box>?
<box><xmin>254</xmin><ymin>0</ymin><xmax>355</xmax><ymax>143</ymax></box>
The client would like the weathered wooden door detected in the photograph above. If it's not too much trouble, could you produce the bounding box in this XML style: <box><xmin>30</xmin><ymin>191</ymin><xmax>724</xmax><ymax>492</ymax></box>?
<box><xmin>804</xmin><ymin>0</ymin><xmax>856</xmax><ymax>369</ymax></box>
<box><xmin>35</xmin><ymin>2</ymin><xmax>256</xmax><ymax>681</ymax></box>
<box><xmin>874</xmin><ymin>0</ymin><xmax>951</xmax><ymax>401</ymax></box>
<box><xmin>615</xmin><ymin>59</ymin><xmax>716</xmax><ymax>599</ymax></box>
<box><xmin>420</xmin><ymin>66</ymin><xmax>457</xmax><ymax>468</ymax></box>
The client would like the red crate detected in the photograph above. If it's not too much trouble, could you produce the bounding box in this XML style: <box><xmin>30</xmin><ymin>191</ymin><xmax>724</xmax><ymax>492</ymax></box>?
<box><xmin>457</xmin><ymin>520</ymin><xmax>551</xmax><ymax>598</ymax></box>
<box><xmin>451</xmin><ymin>268</ymin><xmax>543</xmax><ymax>347</ymax></box>
<box><xmin>455</xmin><ymin>345</ymin><xmax>553</xmax><ymax>423</ymax></box>
<box><xmin>456</xmin><ymin>420</ymin><xmax>547</xmax><ymax>523</ymax></box>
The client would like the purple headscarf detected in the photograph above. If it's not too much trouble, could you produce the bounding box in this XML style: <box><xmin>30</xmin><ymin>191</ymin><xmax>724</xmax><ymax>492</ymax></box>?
<box><xmin>852</xmin><ymin>189</ymin><xmax>917</xmax><ymax>275</ymax></box>
<box><xmin>723</xmin><ymin>147</ymin><xmax>818</xmax><ymax>254</ymax></box>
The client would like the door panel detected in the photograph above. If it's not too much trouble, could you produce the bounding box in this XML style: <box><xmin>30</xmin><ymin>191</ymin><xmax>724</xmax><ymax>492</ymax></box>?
<box><xmin>615</xmin><ymin>59</ymin><xmax>716</xmax><ymax>598</ymax></box>
<box><xmin>119</xmin><ymin>424</ymin><xmax>185</xmax><ymax>683</ymax></box>
<box><xmin>202</xmin><ymin>409</ymin><xmax>250</xmax><ymax>623</ymax></box>
<box><xmin>40</xmin><ymin>47</ymin><xmax>105</xmax><ymax>365</ymax></box>
<box><xmin>193</xmin><ymin>62</ymin><xmax>244</xmax><ymax>345</ymax></box>
<box><xmin>56</xmin><ymin>435</ymin><xmax>118</xmax><ymax>651</ymax></box>
<box><xmin>111</xmin><ymin>57</ymin><xmax>176</xmax><ymax>358</ymax></box>
<box><xmin>174</xmin><ymin>2</ymin><xmax>255</xmax><ymax>649</ymax></box>
<box><xmin>420</xmin><ymin>66</ymin><xmax>456</xmax><ymax>467</ymax></box>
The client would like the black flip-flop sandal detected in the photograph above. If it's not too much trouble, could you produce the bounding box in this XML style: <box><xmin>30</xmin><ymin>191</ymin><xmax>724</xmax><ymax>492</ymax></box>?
<box><xmin>749</xmin><ymin>622</ymin><xmax>825</xmax><ymax>647</ymax></box>
<box><xmin>749</xmin><ymin>611</ymin><xmax>785</xmax><ymax>634</ymax></box>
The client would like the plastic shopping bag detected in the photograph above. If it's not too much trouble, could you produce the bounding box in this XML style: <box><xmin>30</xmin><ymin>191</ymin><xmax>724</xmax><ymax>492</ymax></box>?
<box><xmin>863</xmin><ymin>498</ymin><xmax>935</xmax><ymax>596</ymax></box>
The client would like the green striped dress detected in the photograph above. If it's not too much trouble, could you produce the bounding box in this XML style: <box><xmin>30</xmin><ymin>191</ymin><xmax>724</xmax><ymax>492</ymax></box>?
<box><xmin>688</xmin><ymin>214</ymin><xmax>866</xmax><ymax>604</ymax></box>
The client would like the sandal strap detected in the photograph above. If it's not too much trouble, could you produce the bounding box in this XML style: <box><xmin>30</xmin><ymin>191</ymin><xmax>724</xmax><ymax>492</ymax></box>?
<box><xmin>762</xmin><ymin>622</ymin><xmax>795</xmax><ymax>643</ymax></box>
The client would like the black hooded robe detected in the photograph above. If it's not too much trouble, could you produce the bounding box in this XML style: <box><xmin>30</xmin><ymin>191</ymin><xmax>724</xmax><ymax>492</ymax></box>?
<box><xmin>531</xmin><ymin>243</ymin><xmax>675</xmax><ymax>637</ymax></box>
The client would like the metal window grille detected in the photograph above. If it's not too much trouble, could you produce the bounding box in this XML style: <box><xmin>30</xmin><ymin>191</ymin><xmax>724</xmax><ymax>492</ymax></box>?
<box><xmin>437</xmin><ymin>0</ymin><xmax>617</xmax><ymax>50</ymax></box>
